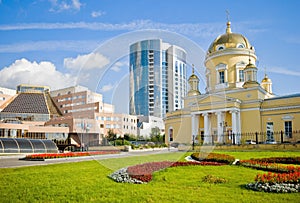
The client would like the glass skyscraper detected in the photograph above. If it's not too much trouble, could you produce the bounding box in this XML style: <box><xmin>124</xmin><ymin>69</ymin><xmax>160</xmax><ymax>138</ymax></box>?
<box><xmin>129</xmin><ymin>39</ymin><xmax>187</xmax><ymax>118</ymax></box>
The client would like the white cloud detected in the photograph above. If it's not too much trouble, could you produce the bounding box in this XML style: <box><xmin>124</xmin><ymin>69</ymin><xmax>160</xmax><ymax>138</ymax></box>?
<box><xmin>49</xmin><ymin>0</ymin><xmax>82</xmax><ymax>12</ymax></box>
<box><xmin>0</xmin><ymin>58</ymin><xmax>76</xmax><ymax>90</ymax></box>
<box><xmin>0</xmin><ymin>40</ymin><xmax>100</xmax><ymax>53</ymax></box>
<box><xmin>100</xmin><ymin>83</ymin><xmax>114</xmax><ymax>92</ymax></box>
<box><xmin>91</xmin><ymin>10</ymin><xmax>106</xmax><ymax>18</ymax></box>
<box><xmin>269</xmin><ymin>66</ymin><xmax>300</xmax><ymax>76</ymax></box>
<box><xmin>64</xmin><ymin>52</ymin><xmax>110</xmax><ymax>70</ymax></box>
<box><xmin>0</xmin><ymin>20</ymin><xmax>223</xmax><ymax>38</ymax></box>
<box><xmin>110</xmin><ymin>61</ymin><xmax>124</xmax><ymax>72</ymax></box>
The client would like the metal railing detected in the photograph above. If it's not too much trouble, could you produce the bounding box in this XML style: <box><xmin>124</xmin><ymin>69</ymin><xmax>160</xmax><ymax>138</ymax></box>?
<box><xmin>198</xmin><ymin>130</ymin><xmax>300</xmax><ymax>145</ymax></box>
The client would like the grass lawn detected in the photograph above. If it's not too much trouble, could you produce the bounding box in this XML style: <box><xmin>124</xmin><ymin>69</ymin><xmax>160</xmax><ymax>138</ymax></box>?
<box><xmin>0</xmin><ymin>150</ymin><xmax>299</xmax><ymax>203</ymax></box>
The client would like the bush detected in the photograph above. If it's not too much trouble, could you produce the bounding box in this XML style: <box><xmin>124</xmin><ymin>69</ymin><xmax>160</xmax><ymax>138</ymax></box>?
<box><xmin>191</xmin><ymin>152</ymin><xmax>235</xmax><ymax>164</ymax></box>
<box><xmin>202</xmin><ymin>174</ymin><xmax>227</xmax><ymax>184</ymax></box>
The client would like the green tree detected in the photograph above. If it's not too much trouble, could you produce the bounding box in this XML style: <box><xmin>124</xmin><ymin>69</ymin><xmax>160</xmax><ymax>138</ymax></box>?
<box><xmin>150</xmin><ymin>127</ymin><xmax>161</xmax><ymax>143</ymax></box>
<box><xmin>107</xmin><ymin>129</ymin><xmax>117</xmax><ymax>146</ymax></box>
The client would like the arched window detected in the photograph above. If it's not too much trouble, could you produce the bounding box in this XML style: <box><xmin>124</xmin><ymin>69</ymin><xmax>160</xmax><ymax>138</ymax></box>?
<box><xmin>216</xmin><ymin>44</ymin><xmax>225</xmax><ymax>51</ymax></box>
<box><xmin>237</xmin><ymin>43</ymin><xmax>245</xmax><ymax>48</ymax></box>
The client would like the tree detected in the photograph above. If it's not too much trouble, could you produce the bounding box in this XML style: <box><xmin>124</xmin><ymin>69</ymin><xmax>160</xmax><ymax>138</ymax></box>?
<box><xmin>107</xmin><ymin>129</ymin><xmax>117</xmax><ymax>146</ymax></box>
<box><xmin>150</xmin><ymin>127</ymin><xmax>162</xmax><ymax>143</ymax></box>
<box><xmin>124</xmin><ymin>133</ymin><xmax>136</xmax><ymax>141</ymax></box>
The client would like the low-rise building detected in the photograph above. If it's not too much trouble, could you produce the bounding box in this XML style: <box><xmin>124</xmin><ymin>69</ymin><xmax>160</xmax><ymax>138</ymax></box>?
<box><xmin>49</xmin><ymin>85</ymin><xmax>138</xmax><ymax>147</ymax></box>
<box><xmin>0</xmin><ymin>85</ymin><xmax>68</xmax><ymax>148</ymax></box>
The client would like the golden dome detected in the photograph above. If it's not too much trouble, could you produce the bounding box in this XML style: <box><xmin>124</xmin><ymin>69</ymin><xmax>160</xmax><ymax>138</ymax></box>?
<box><xmin>208</xmin><ymin>21</ymin><xmax>252</xmax><ymax>54</ymax></box>
<box><xmin>187</xmin><ymin>66</ymin><xmax>200</xmax><ymax>96</ymax></box>
<box><xmin>261</xmin><ymin>74</ymin><xmax>272</xmax><ymax>83</ymax></box>
<box><xmin>189</xmin><ymin>74</ymin><xmax>199</xmax><ymax>80</ymax></box>
<box><xmin>188</xmin><ymin>67</ymin><xmax>199</xmax><ymax>80</ymax></box>
<box><xmin>244</xmin><ymin>60</ymin><xmax>257</xmax><ymax>70</ymax></box>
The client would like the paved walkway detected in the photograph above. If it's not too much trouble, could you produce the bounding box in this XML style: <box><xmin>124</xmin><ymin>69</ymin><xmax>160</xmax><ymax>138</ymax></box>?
<box><xmin>0</xmin><ymin>148</ymin><xmax>179</xmax><ymax>168</ymax></box>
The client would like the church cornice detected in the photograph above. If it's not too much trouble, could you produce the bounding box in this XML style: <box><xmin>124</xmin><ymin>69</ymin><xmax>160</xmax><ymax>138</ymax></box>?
<box><xmin>205</xmin><ymin>49</ymin><xmax>256</xmax><ymax>64</ymax></box>
<box><xmin>260</xmin><ymin>105</ymin><xmax>300</xmax><ymax>112</ymax></box>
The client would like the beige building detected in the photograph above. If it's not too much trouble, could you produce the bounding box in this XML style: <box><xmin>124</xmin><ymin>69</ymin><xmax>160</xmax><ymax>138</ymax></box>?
<box><xmin>165</xmin><ymin>21</ymin><xmax>300</xmax><ymax>145</ymax></box>
<box><xmin>0</xmin><ymin>85</ymin><xmax>68</xmax><ymax>143</ymax></box>
<box><xmin>49</xmin><ymin>85</ymin><xmax>137</xmax><ymax>146</ymax></box>
<box><xmin>0</xmin><ymin>87</ymin><xmax>16</xmax><ymax>111</ymax></box>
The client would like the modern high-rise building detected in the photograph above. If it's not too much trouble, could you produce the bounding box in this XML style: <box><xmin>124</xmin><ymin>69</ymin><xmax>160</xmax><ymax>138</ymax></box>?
<box><xmin>129</xmin><ymin>39</ymin><xmax>187</xmax><ymax>118</ymax></box>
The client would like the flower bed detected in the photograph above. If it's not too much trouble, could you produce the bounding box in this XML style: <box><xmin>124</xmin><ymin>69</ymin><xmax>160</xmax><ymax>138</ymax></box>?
<box><xmin>191</xmin><ymin>152</ymin><xmax>235</xmax><ymax>164</ymax></box>
<box><xmin>109</xmin><ymin>161</ymin><xmax>225</xmax><ymax>184</ymax></box>
<box><xmin>255</xmin><ymin>171</ymin><xmax>300</xmax><ymax>184</ymax></box>
<box><xmin>251</xmin><ymin>157</ymin><xmax>300</xmax><ymax>165</ymax></box>
<box><xmin>242</xmin><ymin>157</ymin><xmax>300</xmax><ymax>193</ymax></box>
<box><xmin>22</xmin><ymin>150</ymin><xmax>120</xmax><ymax>160</ymax></box>
<box><xmin>247</xmin><ymin>172</ymin><xmax>300</xmax><ymax>193</ymax></box>
<box><xmin>246</xmin><ymin>182</ymin><xmax>300</xmax><ymax>193</ymax></box>
<box><xmin>239</xmin><ymin>160</ymin><xmax>300</xmax><ymax>173</ymax></box>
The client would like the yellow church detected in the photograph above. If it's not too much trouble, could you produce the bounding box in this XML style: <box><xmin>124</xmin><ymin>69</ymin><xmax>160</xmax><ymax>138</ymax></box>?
<box><xmin>165</xmin><ymin>20</ymin><xmax>300</xmax><ymax>145</ymax></box>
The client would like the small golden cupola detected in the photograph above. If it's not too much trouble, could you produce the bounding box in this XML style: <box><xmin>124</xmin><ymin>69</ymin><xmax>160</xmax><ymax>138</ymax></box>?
<box><xmin>187</xmin><ymin>65</ymin><xmax>200</xmax><ymax>96</ymax></box>
<box><xmin>243</xmin><ymin>58</ymin><xmax>260</xmax><ymax>88</ymax></box>
<box><xmin>261</xmin><ymin>73</ymin><xmax>273</xmax><ymax>94</ymax></box>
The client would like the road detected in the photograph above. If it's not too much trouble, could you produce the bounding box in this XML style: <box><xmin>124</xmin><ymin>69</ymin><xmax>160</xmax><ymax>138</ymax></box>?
<box><xmin>0</xmin><ymin>148</ymin><xmax>179</xmax><ymax>168</ymax></box>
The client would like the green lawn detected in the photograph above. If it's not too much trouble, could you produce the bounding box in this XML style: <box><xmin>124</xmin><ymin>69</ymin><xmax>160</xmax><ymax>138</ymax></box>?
<box><xmin>0</xmin><ymin>151</ymin><xmax>299</xmax><ymax>203</ymax></box>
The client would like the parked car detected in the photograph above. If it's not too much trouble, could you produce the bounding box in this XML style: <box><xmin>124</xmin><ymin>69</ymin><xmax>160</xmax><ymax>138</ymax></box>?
<box><xmin>245</xmin><ymin>140</ymin><xmax>256</xmax><ymax>144</ymax></box>
<box><xmin>265</xmin><ymin>140</ymin><xmax>277</xmax><ymax>144</ymax></box>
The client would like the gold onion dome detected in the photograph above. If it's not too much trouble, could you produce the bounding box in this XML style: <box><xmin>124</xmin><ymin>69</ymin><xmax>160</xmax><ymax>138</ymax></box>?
<box><xmin>208</xmin><ymin>21</ymin><xmax>252</xmax><ymax>54</ymax></box>
<box><xmin>244</xmin><ymin>59</ymin><xmax>257</xmax><ymax>70</ymax></box>
<box><xmin>261</xmin><ymin>74</ymin><xmax>272</xmax><ymax>83</ymax></box>
<box><xmin>189</xmin><ymin>68</ymin><xmax>199</xmax><ymax>80</ymax></box>
<box><xmin>188</xmin><ymin>66</ymin><xmax>200</xmax><ymax>96</ymax></box>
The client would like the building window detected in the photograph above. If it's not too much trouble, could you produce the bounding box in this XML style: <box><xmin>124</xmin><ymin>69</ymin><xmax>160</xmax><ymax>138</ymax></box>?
<box><xmin>169</xmin><ymin>128</ymin><xmax>173</xmax><ymax>142</ymax></box>
<box><xmin>219</xmin><ymin>71</ymin><xmax>225</xmax><ymax>83</ymax></box>
<box><xmin>266</xmin><ymin>122</ymin><xmax>274</xmax><ymax>142</ymax></box>
<box><xmin>285</xmin><ymin>121</ymin><xmax>292</xmax><ymax>138</ymax></box>
<box><xmin>239</xmin><ymin>70</ymin><xmax>244</xmax><ymax>82</ymax></box>
<box><xmin>237</xmin><ymin>43</ymin><xmax>245</xmax><ymax>48</ymax></box>
<box><xmin>216</xmin><ymin>44</ymin><xmax>225</xmax><ymax>51</ymax></box>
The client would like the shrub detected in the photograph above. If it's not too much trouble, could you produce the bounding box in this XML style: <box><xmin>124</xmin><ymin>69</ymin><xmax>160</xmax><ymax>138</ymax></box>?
<box><xmin>191</xmin><ymin>152</ymin><xmax>235</xmax><ymax>164</ymax></box>
<box><xmin>202</xmin><ymin>174</ymin><xmax>227</xmax><ymax>184</ymax></box>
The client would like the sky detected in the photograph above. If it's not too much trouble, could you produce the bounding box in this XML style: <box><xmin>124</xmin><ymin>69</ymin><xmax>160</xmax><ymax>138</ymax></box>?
<box><xmin>0</xmin><ymin>0</ymin><xmax>299</xmax><ymax>113</ymax></box>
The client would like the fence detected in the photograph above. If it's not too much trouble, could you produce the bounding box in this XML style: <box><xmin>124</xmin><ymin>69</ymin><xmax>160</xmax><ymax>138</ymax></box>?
<box><xmin>198</xmin><ymin>130</ymin><xmax>300</xmax><ymax>145</ymax></box>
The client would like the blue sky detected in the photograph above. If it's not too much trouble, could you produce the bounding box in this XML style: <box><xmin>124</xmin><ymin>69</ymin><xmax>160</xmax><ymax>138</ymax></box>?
<box><xmin>0</xmin><ymin>0</ymin><xmax>299</xmax><ymax>113</ymax></box>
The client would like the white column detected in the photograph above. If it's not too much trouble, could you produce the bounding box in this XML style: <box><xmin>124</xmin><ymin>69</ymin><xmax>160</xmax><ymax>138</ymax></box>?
<box><xmin>216</xmin><ymin>111</ymin><xmax>224</xmax><ymax>143</ymax></box>
<box><xmin>191</xmin><ymin>114</ymin><xmax>199</xmax><ymax>143</ymax></box>
<box><xmin>203</xmin><ymin>113</ymin><xmax>211</xmax><ymax>144</ymax></box>
<box><xmin>230</xmin><ymin>110</ymin><xmax>238</xmax><ymax>144</ymax></box>
<box><xmin>237</xmin><ymin>111</ymin><xmax>241</xmax><ymax>144</ymax></box>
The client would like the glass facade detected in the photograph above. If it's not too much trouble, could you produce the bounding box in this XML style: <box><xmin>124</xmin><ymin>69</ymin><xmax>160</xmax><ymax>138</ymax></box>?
<box><xmin>0</xmin><ymin>138</ymin><xmax>58</xmax><ymax>153</ymax></box>
<box><xmin>130</xmin><ymin>39</ymin><xmax>187</xmax><ymax>118</ymax></box>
